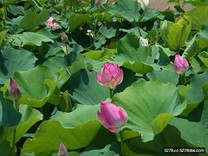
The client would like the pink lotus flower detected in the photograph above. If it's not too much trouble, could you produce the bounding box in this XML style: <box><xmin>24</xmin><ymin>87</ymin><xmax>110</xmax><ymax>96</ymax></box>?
<box><xmin>46</xmin><ymin>17</ymin><xmax>59</xmax><ymax>29</ymax></box>
<box><xmin>96</xmin><ymin>62</ymin><xmax>123</xmax><ymax>89</ymax></box>
<box><xmin>58</xmin><ymin>143</ymin><xmax>68</xmax><ymax>156</ymax></box>
<box><xmin>174</xmin><ymin>54</ymin><xmax>189</xmax><ymax>74</ymax></box>
<box><xmin>97</xmin><ymin>101</ymin><xmax>128</xmax><ymax>133</ymax></box>
<box><xmin>10</xmin><ymin>79</ymin><xmax>21</xmax><ymax>100</ymax></box>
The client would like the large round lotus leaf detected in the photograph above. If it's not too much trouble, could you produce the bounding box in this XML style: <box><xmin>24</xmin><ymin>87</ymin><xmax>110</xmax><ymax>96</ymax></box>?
<box><xmin>22</xmin><ymin>119</ymin><xmax>101</xmax><ymax>156</ymax></box>
<box><xmin>13</xmin><ymin>66</ymin><xmax>58</xmax><ymax>108</ymax></box>
<box><xmin>21</xmin><ymin>104</ymin><xmax>117</xmax><ymax>156</ymax></box>
<box><xmin>112</xmin><ymin>80</ymin><xmax>187</xmax><ymax>142</ymax></box>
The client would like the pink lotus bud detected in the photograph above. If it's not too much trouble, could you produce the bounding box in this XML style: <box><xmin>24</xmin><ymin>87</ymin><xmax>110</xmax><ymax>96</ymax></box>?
<box><xmin>46</xmin><ymin>16</ymin><xmax>59</xmax><ymax>30</ymax></box>
<box><xmin>174</xmin><ymin>54</ymin><xmax>189</xmax><ymax>74</ymax></box>
<box><xmin>95</xmin><ymin>0</ymin><xmax>100</xmax><ymax>4</ymax></box>
<box><xmin>61</xmin><ymin>32</ymin><xmax>68</xmax><ymax>43</ymax></box>
<box><xmin>58</xmin><ymin>143</ymin><xmax>68</xmax><ymax>156</ymax></box>
<box><xmin>46</xmin><ymin>17</ymin><xmax>54</xmax><ymax>26</ymax></box>
<box><xmin>96</xmin><ymin>62</ymin><xmax>123</xmax><ymax>89</ymax></box>
<box><xmin>9</xmin><ymin>79</ymin><xmax>21</xmax><ymax>100</ymax></box>
<box><xmin>97</xmin><ymin>101</ymin><xmax>128</xmax><ymax>133</ymax></box>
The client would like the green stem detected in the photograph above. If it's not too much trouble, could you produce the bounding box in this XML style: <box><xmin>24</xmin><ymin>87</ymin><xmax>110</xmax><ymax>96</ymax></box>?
<box><xmin>180</xmin><ymin>73</ymin><xmax>186</xmax><ymax>85</ymax></box>
<box><xmin>12</xmin><ymin>100</ymin><xmax>18</xmax><ymax>156</ymax></box>
<box><xmin>183</xmin><ymin>74</ymin><xmax>186</xmax><ymax>85</ymax></box>
<box><xmin>64</xmin><ymin>0</ymin><xmax>67</xmax><ymax>17</ymax></box>
<box><xmin>116</xmin><ymin>131</ymin><xmax>125</xmax><ymax>156</ymax></box>
<box><xmin>70</xmin><ymin>0</ymin><xmax>74</xmax><ymax>12</ymax></box>
<box><xmin>65</xmin><ymin>44</ymin><xmax>69</xmax><ymax>55</ymax></box>
<box><xmin>110</xmin><ymin>89</ymin><xmax>113</xmax><ymax>99</ymax></box>
<box><xmin>12</xmin><ymin>128</ymin><xmax>16</xmax><ymax>156</ymax></box>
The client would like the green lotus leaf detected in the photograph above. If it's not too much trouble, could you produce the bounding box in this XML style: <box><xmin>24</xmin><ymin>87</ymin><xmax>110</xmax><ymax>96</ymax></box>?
<box><xmin>112</xmin><ymin>80</ymin><xmax>187</xmax><ymax>142</ymax></box>
<box><xmin>108</xmin><ymin>0</ymin><xmax>141</xmax><ymax>22</ymax></box>
<box><xmin>7</xmin><ymin>105</ymin><xmax>43</xmax><ymax>144</ymax></box>
<box><xmin>124</xmin><ymin>125</ymin><xmax>194</xmax><ymax>155</ymax></box>
<box><xmin>0</xmin><ymin>92</ymin><xmax>21</xmax><ymax>127</ymax></box>
<box><xmin>170</xmin><ymin>117</ymin><xmax>207</xmax><ymax>152</ymax></box>
<box><xmin>178</xmin><ymin>70</ymin><xmax>208</xmax><ymax>115</ymax></box>
<box><xmin>11</xmin><ymin>66</ymin><xmax>58</xmax><ymax>108</ymax></box>
<box><xmin>170</xmin><ymin>101</ymin><xmax>208</xmax><ymax>152</ymax></box>
<box><xmin>186</xmin><ymin>6</ymin><xmax>208</xmax><ymax>30</ymax></box>
<box><xmin>197</xmin><ymin>21</ymin><xmax>208</xmax><ymax>49</ymax></box>
<box><xmin>0</xmin><ymin>48</ymin><xmax>37</xmax><ymax>84</ymax></box>
<box><xmin>68</xmin><ymin>13</ymin><xmax>93</xmax><ymax>32</ymax></box>
<box><xmin>21</xmin><ymin>104</ymin><xmax>117</xmax><ymax>155</ymax></box>
<box><xmin>19</xmin><ymin>9</ymin><xmax>49</xmax><ymax>31</ymax></box>
<box><xmin>183</xmin><ymin>35</ymin><xmax>199</xmax><ymax>59</ymax></box>
<box><xmin>160</xmin><ymin>16</ymin><xmax>191</xmax><ymax>51</ymax></box>
<box><xmin>115</xmin><ymin>33</ymin><xmax>153</xmax><ymax>74</ymax></box>
<box><xmin>65</xmin><ymin>69</ymin><xmax>109</xmax><ymax>105</ymax></box>
<box><xmin>198</xmin><ymin>51</ymin><xmax>208</xmax><ymax>67</ymax></box>
<box><xmin>51</xmin><ymin>104</ymin><xmax>99</xmax><ymax>127</ymax></box>
<box><xmin>22</xmin><ymin>119</ymin><xmax>101</xmax><ymax>156</ymax></box>
<box><xmin>0</xmin><ymin>140</ymin><xmax>13</xmax><ymax>156</ymax></box>
<box><xmin>80</xmin><ymin>143</ymin><xmax>120</xmax><ymax>156</ymax></box>
<box><xmin>14</xmin><ymin>32</ymin><xmax>53</xmax><ymax>46</ymax></box>
<box><xmin>0</xmin><ymin>30</ymin><xmax>8</xmax><ymax>47</ymax></box>
<box><xmin>99</xmin><ymin>24</ymin><xmax>117</xmax><ymax>39</ymax></box>
<box><xmin>147</xmin><ymin>65</ymin><xmax>179</xmax><ymax>85</ymax></box>
<box><xmin>83</xmin><ymin>49</ymin><xmax>115</xmax><ymax>61</ymax></box>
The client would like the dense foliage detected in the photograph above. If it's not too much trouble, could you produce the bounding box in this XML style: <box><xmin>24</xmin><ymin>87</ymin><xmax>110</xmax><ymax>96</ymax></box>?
<box><xmin>0</xmin><ymin>0</ymin><xmax>208</xmax><ymax>155</ymax></box>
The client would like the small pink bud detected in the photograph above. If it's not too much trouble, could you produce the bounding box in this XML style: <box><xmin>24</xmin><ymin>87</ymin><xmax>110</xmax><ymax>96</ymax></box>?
<box><xmin>96</xmin><ymin>62</ymin><xmax>123</xmax><ymax>89</ymax></box>
<box><xmin>61</xmin><ymin>32</ymin><xmax>68</xmax><ymax>43</ymax></box>
<box><xmin>174</xmin><ymin>54</ymin><xmax>189</xmax><ymax>74</ymax></box>
<box><xmin>58</xmin><ymin>143</ymin><xmax>68</xmax><ymax>156</ymax></box>
<box><xmin>46</xmin><ymin>16</ymin><xmax>59</xmax><ymax>30</ymax></box>
<box><xmin>97</xmin><ymin>101</ymin><xmax>128</xmax><ymax>133</ymax></box>
<box><xmin>46</xmin><ymin>17</ymin><xmax>54</xmax><ymax>26</ymax></box>
<box><xmin>9</xmin><ymin>79</ymin><xmax>21</xmax><ymax>100</ymax></box>
<box><xmin>95</xmin><ymin>0</ymin><xmax>99</xmax><ymax>4</ymax></box>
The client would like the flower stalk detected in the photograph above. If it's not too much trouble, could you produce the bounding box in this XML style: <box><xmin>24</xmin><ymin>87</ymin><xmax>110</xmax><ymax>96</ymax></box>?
<box><xmin>10</xmin><ymin>79</ymin><xmax>21</xmax><ymax>156</ymax></box>
<box><xmin>110</xmin><ymin>89</ymin><xmax>113</xmax><ymax>99</ymax></box>
<box><xmin>12</xmin><ymin>99</ymin><xmax>19</xmax><ymax>156</ymax></box>
<box><xmin>180</xmin><ymin>73</ymin><xmax>187</xmax><ymax>85</ymax></box>
<box><xmin>117</xmin><ymin>131</ymin><xmax>125</xmax><ymax>156</ymax></box>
